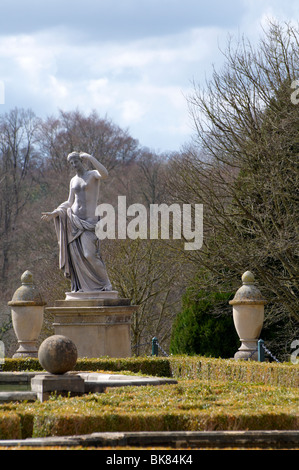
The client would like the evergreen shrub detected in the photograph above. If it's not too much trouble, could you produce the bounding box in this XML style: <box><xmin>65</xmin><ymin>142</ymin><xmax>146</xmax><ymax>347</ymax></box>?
<box><xmin>170</xmin><ymin>290</ymin><xmax>239</xmax><ymax>357</ymax></box>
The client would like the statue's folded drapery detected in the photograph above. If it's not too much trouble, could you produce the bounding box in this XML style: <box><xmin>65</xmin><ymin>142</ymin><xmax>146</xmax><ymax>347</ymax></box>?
<box><xmin>54</xmin><ymin>204</ymin><xmax>112</xmax><ymax>292</ymax></box>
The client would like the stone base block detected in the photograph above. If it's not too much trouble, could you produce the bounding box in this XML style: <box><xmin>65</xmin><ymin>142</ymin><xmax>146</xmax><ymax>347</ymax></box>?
<box><xmin>234</xmin><ymin>350</ymin><xmax>258</xmax><ymax>361</ymax></box>
<box><xmin>31</xmin><ymin>373</ymin><xmax>85</xmax><ymax>402</ymax></box>
<box><xmin>234</xmin><ymin>339</ymin><xmax>259</xmax><ymax>361</ymax></box>
<box><xmin>65</xmin><ymin>291</ymin><xmax>119</xmax><ymax>300</ymax></box>
<box><xmin>13</xmin><ymin>341</ymin><xmax>38</xmax><ymax>358</ymax></box>
<box><xmin>46</xmin><ymin>297</ymin><xmax>137</xmax><ymax>358</ymax></box>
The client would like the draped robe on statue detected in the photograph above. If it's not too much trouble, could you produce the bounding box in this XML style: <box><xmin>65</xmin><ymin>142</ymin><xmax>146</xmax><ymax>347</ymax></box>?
<box><xmin>54</xmin><ymin>204</ymin><xmax>112</xmax><ymax>292</ymax></box>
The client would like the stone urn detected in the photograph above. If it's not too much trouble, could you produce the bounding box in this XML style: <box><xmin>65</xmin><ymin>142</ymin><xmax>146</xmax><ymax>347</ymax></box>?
<box><xmin>230</xmin><ymin>271</ymin><xmax>266</xmax><ymax>360</ymax></box>
<box><xmin>8</xmin><ymin>271</ymin><xmax>46</xmax><ymax>358</ymax></box>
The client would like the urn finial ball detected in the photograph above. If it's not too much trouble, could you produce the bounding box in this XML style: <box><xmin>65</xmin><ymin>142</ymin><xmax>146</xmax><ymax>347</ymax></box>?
<box><xmin>21</xmin><ymin>270</ymin><xmax>33</xmax><ymax>285</ymax></box>
<box><xmin>242</xmin><ymin>270</ymin><xmax>255</xmax><ymax>285</ymax></box>
<box><xmin>9</xmin><ymin>270</ymin><xmax>45</xmax><ymax>305</ymax></box>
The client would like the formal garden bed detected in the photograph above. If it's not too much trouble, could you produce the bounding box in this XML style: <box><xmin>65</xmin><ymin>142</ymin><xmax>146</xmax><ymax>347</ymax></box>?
<box><xmin>0</xmin><ymin>356</ymin><xmax>298</xmax><ymax>440</ymax></box>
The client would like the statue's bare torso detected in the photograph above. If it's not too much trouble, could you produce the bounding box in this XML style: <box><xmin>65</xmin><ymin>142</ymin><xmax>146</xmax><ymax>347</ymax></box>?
<box><xmin>69</xmin><ymin>170</ymin><xmax>100</xmax><ymax>223</ymax></box>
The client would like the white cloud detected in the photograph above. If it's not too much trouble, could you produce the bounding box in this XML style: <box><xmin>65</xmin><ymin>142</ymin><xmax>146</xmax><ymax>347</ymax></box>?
<box><xmin>0</xmin><ymin>0</ymin><xmax>299</xmax><ymax>151</ymax></box>
<box><xmin>46</xmin><ymin>75</ymin><xmax>69</xmax><ymax>100</ymax></box>
<box><xmin>119</xmin><ymin>100</ymin><xmax>146</xmax><ymax>124</ymax></box>
<box><xmin>0</xmin><ymin>24</ymin><xmax>223</xmax><ymax>150</ymax></box>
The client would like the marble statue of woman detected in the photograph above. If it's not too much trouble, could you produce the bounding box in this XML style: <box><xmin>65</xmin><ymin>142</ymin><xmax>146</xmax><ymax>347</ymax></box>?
<box><xmin>41</xmin><ymin>151</ymin><xmax>112</xmax><ymax>293</ymax></box>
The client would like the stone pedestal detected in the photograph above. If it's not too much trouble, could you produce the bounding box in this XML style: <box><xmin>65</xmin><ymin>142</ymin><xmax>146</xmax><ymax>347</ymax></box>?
<box><xmin>46</xmin><ymin>292</ymin><xmax>137</xmax><ymax>358</ymax></box>
<box><xmin>31</xmin><ymin>373</ymin><xmax>85</xmax><ymax>402</ymax></box>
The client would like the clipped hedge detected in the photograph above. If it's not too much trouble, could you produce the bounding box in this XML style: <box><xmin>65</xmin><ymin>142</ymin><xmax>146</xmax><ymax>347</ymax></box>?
<box><xmin>169</xmin><ymin>356</ymin><xmax>299</xmax><ymax>388</ymax></box>
<box><xmin>1</xmin><ymin>355</ymin><xmax>298</xmax><ymax>441</ymax></box>
<box><xmin>2</xmin><ymin>358</ymin><xmax>43</xmax><ymax>372</ymax></box>
<box><xmin>0</xmin><ymin>412</ymin><xmax>22</xmax><ymax>440</ymax></box>
<box><xmin>2</xmin><ymin>357</ymin><xmax>171</xmax><ymax>377</ymax></box>
<box><xmin>2</xmin><ymin>355</ymin><xmax>298</xmax><ymax>387</ymax></box>
<box><xmin>1</xmin><ymin>379</ymin><xmax>298</xmax><ymax>439</ymax></box>
<box><xmin>74</xmin><ymin>357</ymin><xmax>172</xmax><ymax>377</ymax></box>
<box><xmin>27</xmin><ymin>410</ymin><xmax>299</xmax><ymax>437</ymax></box>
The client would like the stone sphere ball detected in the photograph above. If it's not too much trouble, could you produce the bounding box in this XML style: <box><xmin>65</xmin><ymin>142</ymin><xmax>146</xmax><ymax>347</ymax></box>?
<box><xmin>38</xmin><ymin>335</ymin><xmax>78</xmax><ymax>374</ymax></box>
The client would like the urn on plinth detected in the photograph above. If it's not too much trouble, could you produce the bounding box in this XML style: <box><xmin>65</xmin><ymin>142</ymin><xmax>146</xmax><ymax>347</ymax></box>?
<box><xmin>8</xmin><ymin>270</ymin><xmax>46</xmax><ymax>358</ymax></box>
<box><xmin>230</xmin><ymin>271</ymin><xmax>266</xmax><ymax>361</ymax></box>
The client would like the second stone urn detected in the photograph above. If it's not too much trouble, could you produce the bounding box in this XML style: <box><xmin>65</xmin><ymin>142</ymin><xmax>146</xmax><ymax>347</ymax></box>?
<box><xmin>230</xmin><ymin>271</ymin><xmax>266</xmax><ymax>361</ymax></box>
<box><xmin>8</xmin><ymin>271</ymin><xmax>46</xmax><ymax>358</ymax></box>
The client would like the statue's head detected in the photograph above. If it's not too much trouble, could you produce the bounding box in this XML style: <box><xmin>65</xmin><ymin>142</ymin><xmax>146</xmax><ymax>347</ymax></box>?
<box><xmin>67</xmin><ymin>151</ymin><xmax>85</xmax><ymax>173</ymax></box>
<box><xmin>67</xmin><ymin>151</ymin><xmax>81</xmax><ymax>162</ymax></box>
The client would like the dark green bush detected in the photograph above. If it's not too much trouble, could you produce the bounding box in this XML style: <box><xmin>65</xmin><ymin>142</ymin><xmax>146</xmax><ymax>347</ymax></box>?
<box><xmin>170</xmin><ymin>290</ymin><xmax>239</xmax><ymax>358</ymax></box>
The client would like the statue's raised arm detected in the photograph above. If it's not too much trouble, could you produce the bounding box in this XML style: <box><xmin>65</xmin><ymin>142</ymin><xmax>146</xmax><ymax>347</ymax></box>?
<box><xmin>79</xmin><ymin>152</ymin><xmax>109</xmax><ymax>179</ymax></box>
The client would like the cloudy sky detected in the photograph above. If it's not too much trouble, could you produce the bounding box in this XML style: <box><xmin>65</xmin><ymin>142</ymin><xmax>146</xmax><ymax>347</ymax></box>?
<box><xmin>0</xmin><ymin>0</ymin><xmax>298</xmax><ymax>152</ymax></box>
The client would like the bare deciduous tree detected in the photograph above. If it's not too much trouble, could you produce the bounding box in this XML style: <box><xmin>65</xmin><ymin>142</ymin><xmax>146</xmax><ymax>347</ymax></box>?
<box><xmin>38</xmin><ymin>109</ymin><xmax>139</xmax><ymax>173</ymax></box>
<box><xmin>168</xmin><ymin>21</ymin><xmax>299</xmax><ymax>356</ymax></box>
<box><xmin>0</xmin><ymin>108</ymin><xmax>40</xmax><ymax>286</ymax></box>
